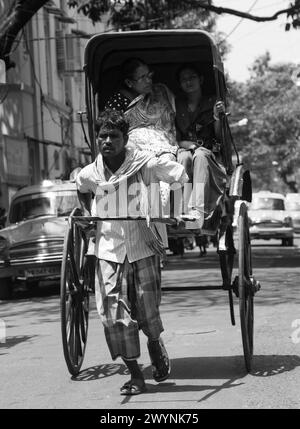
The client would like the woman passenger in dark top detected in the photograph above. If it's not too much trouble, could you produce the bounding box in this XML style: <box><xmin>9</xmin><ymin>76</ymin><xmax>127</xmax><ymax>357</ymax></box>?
<box><xmin>175</xmin><ymin>63</ymin><xmax>227</xmax><ymax>229</ymax></box>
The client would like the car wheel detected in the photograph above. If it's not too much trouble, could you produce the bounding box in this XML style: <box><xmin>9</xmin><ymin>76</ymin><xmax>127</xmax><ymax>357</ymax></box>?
<box><xmin>0</xmin><ymin>277</ymin><xmax>13</xmax><ymax>300</ymax></box>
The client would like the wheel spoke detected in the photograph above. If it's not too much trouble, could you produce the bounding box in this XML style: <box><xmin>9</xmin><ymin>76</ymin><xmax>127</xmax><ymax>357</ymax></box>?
<box><xmin>80</xmin><ymin>302</ymin><xmax>88</xmax><ymax>344</ymax></box>
<box><xmin>74</xmin><ymin>305</ymin><xmax>83</xmax><ymax>359</ymax></box>
<box><xmin>68</xmin><ymin>304</ymin><xmax>76</xmax><ymax>362</ymax></box>
<box><xmin>61</xmin><ymin>211</ymin><xmax>92</xmax><ymax>376</ymax></box>
<box><xmin>65</xmin><ymin>293</ymin><xmax>72</xmax><ymax>327</ymax></box>
<box><xmin>238</xmin><ymin>202</ymin><xmax>254</xmax><ymax>372</ymax></box>
<box><xmin>69</xmin><ymin>251</ymin><xmax>80</xmax><ymax>288</ymax></box>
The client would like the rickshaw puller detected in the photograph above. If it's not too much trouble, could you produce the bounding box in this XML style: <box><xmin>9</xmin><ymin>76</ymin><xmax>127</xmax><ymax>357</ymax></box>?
<box><xmin>75</xmin><ymin>109</ymin><xmax>189</xmax><ymax>395</ymax></box>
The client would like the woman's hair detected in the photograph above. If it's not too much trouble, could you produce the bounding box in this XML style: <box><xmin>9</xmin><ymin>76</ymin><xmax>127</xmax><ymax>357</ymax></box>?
<box><xmin>121</xmin><ymin>57</ymin><xmax>147</xmax><ymax>80</ymax></box>
<box><xmin>176</xmin><ymin>63</ymin><xmax>203</xmax><ymax>83</ymax></box>
<box><xmin>96</xmin><ymin>109</ymin><xmax>129</xmax><ymax>136</ymax></box>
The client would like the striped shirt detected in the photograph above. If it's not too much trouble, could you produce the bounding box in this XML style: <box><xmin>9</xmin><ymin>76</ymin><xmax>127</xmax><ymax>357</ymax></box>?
<box><xmin>76</xmin><ymin>149</ymin><xmax>188</xmax><ymax>263</ymax></box>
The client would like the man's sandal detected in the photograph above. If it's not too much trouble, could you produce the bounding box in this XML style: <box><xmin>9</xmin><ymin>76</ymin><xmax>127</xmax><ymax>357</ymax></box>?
<box><xmin>147</xmin><ymin>338</ymin><xmax>171</xmax><ymax>382</ymax></box>
<box><xmin>120</xmin><ymin>380</ymin><xmax>147</xmax><ymax>396</ymax></box>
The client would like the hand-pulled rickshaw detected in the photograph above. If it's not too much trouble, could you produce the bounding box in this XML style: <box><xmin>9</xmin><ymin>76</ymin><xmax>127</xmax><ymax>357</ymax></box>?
<box><xmin>60</xmin><ymin>29</ymin><xmax>260</xmax><ymax>377</ymax></box>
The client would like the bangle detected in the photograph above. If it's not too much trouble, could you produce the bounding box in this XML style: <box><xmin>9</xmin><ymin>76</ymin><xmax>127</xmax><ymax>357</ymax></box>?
<box><xmin>213</xmin><ymin>114</ymin><xmax>219</xmax><ymax>121</ymax></box>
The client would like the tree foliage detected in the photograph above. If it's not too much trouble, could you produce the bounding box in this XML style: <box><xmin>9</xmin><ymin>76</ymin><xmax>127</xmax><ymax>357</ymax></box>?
<box><xmin>67</xmin><ymin>0</ymin><xmax>300</xmax><ymax>29</ymax></box>
<box><xmin>2</xmin><ymin>0</ymin><xmax>300</xmax><ymax>70</ymax></box>
<box><xmin>228</xmin><ymin>55</ymin><xmax>300</xmax><ymax>193</ymax></box>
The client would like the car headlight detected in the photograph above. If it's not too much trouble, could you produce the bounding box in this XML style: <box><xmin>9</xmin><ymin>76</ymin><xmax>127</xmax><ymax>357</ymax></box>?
<box><xmin>283</xmin><ymin>216</ymin><xmax>293</xmax><ymax>227</ymax></box>
<box><xmin>0</xmin><ymin>236</ymin><xmax>9</xmax><ymax>257</ymax></box>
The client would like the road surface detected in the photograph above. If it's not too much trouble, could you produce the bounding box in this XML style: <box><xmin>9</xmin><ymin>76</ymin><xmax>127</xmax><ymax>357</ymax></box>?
<box><xmin>0</xmin><ymin>241</ymin><xmax>300</xmax><ymax>410</ymax></box>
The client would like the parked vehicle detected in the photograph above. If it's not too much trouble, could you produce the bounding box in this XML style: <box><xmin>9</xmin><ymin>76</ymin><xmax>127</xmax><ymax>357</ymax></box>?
<box><xmin>285</xmin><ymin>193</ymin><xmax>300</xmax><ymax>233</ymax></box>
<box><xmin>0</xmin><ymin>207</ymin><xmax>7</xmax><ymax>229</ymax></box>
<box><xmin>0</xmin><ymin>180</ymin><xmax>79</xmax><ymax>299</ymax></box>
<box><xmin>248</xmin><ymin>191</ymin><xmax>293</xmax><ymax>246</ymax></box>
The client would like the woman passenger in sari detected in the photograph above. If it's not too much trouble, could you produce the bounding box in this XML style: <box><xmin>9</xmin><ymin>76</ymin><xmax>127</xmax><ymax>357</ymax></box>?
<box><xmin>104</xmin><ymin>57</ymin><xmax>177</xmax><ymax>160</ymax></box>
<box><xmin>104</xmin><ymin>57</ymin><xmax>178</xmax><ymax>206</ymax></box>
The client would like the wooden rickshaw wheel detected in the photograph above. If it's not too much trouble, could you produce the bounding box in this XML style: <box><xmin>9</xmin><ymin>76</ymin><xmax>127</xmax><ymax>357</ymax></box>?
<box><xmin>237</xmin><ymin>202</ymin><xmax>254</xmax><ymax>373</ymax></box>
<box><xmin>60</xmin><ymin>207</ymin><xmax>92</xmax><ymax>376</ymax></box>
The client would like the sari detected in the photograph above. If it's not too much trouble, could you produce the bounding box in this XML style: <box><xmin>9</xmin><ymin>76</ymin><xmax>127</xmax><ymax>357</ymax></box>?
<box><xmin>125</xmin><ymin>83</ymin><xmax>178</xmax><ymax>158</ymax></box>
<box><xmin>125</xmin><ymin>83</ymin><xmax>178</xmax><ymax>207</ymax></box>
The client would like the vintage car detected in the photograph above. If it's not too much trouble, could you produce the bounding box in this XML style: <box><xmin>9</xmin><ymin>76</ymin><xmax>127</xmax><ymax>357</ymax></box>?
<box><xmin>0</xmin><ymin>180</ymin><xmax>79</xmax><ymax>299</ymax></box>
<box><xmin>248</xmin><ymin>191</ymin><xmax>294</xmax><ymax>246</ymax></box>
<box><xmin>285</xmin><ymin>193</ymin><xmax>300</xmax><ymax>233</ymax></box>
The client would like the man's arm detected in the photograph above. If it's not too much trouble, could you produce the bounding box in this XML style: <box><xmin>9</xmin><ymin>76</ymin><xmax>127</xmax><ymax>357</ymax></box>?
<box><xmin>213</xmin><ymin>100</ymin><xmax>226</xmax><ymax>140</ymax></box>
<box><xmin>75</xmin><ymin>163</ymin><xmax>98</xmax><ymax>215</ymax></box>
<box><xmin>77</xmin><ymin>191</ymin><xmax>92</xmax><ymax>216</ymax></box>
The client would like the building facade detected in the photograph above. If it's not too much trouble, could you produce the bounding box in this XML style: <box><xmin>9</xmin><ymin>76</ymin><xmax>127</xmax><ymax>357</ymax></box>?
<box><xmin>0</xmin><ymin>0</ymin><xmax>109</xmax><ymax>211</ymax></box>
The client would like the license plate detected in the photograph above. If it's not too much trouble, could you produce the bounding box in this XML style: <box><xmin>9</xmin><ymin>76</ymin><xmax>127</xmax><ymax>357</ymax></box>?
<box><xmin>25</xmin><ymin>266</ymin><xmax>60</xmax><ymax>277</ymax></box>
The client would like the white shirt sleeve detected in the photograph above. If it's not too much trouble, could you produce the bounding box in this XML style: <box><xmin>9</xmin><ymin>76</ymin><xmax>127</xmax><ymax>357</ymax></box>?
<box><xmin>75</xmin><ymin>163</ymin><xmax>98</xmax><ymax>194</ymax></box>
<box><xmin>142</xmin><ymin>157</ymin><xmax>189</xmax><ymax>185</ymax></box>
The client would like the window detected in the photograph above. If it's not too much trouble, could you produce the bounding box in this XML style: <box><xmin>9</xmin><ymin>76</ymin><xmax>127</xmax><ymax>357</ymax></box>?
<box><xmin>9</xmin><ymin>191</ymin><xmax>79</xmax><ymax>223</ymax></box>
<box><xmin>250</xmin><ymin>197</ymin><xmax>285</xmax><ymax>211</ymax></box>
<box><xmin>55</xmin><ymin>20</ymin><xmax>65</xmax><ymax>75</ymax></box>
<box><xmin>54</xmin><ymin>150</ymin><xmax>60</xmax><ymax>170</ymax></box>
<box><xmin>44</xmin><ymin>9</ymin><xmax>53</xmax><ymax>96</ymax></box>
<box><xmin>285</xmin><ymin>199</ymin><xmax>300</xmax><ymax>210</ymax></box>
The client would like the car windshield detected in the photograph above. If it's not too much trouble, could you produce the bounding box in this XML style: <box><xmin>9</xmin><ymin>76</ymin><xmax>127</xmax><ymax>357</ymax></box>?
<box><xmin>9</xmin><ymin>190</ymin><xmax>78</xmax><ymax>223</ymax></box>
<box><xmin>250</xmin><ymin>197</ymin><xmax>284</xmax><ymax>211</ymax></box>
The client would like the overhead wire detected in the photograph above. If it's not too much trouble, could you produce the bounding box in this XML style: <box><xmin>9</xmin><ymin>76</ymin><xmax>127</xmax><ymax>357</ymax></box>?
<box><xmin>220</xmin><ymin>0</ymin><xmax>260</xmax><ymax>42</ymax></box>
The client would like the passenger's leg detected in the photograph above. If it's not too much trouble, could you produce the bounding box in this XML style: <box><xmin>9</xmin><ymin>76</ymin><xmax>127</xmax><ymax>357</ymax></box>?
<box><xmin>177</xmin><ymin>148</ymin><xmax>193</xmax><ymax>181</ymax></box>
<box><xmin>187</xmin><ymin>147</ymin><xmax>227</xmax><ymax>229</ymax></box>
<box><xmin>176</xmin><ymin>149</ymin><xmax>193</xmax><ymax>215</ymax></box>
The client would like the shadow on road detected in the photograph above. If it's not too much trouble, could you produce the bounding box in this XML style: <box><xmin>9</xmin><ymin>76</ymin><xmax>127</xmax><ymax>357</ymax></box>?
<box><xmin>72</xmin><ymin>363</ymin><xmax>129</xmax><ymax>381</ymax></box>
<box><xmin>161</xmin><ymin>283</ymin><xmax>300</xmax><ymax>310</ymax></box>
<box><xmin>73</xmin><ymin>353</ymin><xmax>300</xmax><ymax>383</ymax></box>
<box><xmin>164</xmin><ymin>246</ymin><xmax>300</xmax><ymax>270</ymax></box>
<box><xmin>0</xmin><ymin>334</ymin><xmax>38</xmax><ymax>354</ymax></box>
<box><xmin>132</xmin><ymin>354</ymin><xmax>300</xmax><ymax>404</ymax></box>
<box><xmin>251</xmin><ymin>354</ymin><xmax>300</xmax><ymax>377</ymax></box>
<box><xmin>0</xmin><ymin>295</ymin><xmax>60</xmax><ymax>323</ymax></box>
<box><xmin>63</xmin><ymin>353</ymin><xmax>300</xmax><ymax>405</ymax></box>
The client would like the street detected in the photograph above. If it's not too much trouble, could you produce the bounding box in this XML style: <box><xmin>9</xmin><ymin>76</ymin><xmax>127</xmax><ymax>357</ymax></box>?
<box><xmin>1</xmin><ymin>238</ymin><xmax>300</xmax><ymax>410</ymax></box>
<box><xmin>2</xmin><ymin>1</ymin><xmax>300</xmax><ymax>418</ymax></box>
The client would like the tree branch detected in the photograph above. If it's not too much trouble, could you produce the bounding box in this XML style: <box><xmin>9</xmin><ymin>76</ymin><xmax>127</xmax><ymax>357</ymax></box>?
<box><xmin>0</xmin><ymin>0</ymin><xmax>48</xmax><ymax>69</ymax></box>
<box><xmin>196</xmin><ymin>2</ymin><xmax>298</xmax><ymax>23</ymax></box>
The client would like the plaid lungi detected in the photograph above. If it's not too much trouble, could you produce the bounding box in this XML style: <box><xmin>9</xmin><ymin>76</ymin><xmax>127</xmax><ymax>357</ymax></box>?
<box><xmin>95</xmin><ymin>255</ymin><xmax>163</xmax><ymax>360</ymax></box>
